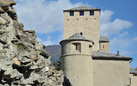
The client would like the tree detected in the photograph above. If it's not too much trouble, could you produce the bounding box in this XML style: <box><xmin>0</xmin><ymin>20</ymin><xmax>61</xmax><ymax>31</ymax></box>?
<box><xmin>53</xmin><ymin>57</ymin><xmax>61</xmax><ymax>70</ymax></box>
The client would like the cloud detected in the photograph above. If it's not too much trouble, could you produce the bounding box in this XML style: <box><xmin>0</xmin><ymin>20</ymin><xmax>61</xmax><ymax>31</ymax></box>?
<box><xmin>37</xmin><ymin>37</ymin><xmax>42</xmax><ymax>43</ymax></box>
<box><xmin>37</xmin><ymin>36</ymin><xmax>54</xmax><ymax>46</ymax></box>
<box><xmin>133</xmin><ymin>37</ymin><xmax>137</xmax><ymax>42</ymax></box>
<box><xmin>42</xmin><ymin>40</ymin><xmax>54</xmax><ymax>46</ymax></box>
<box><xmin>13</xmin><ymin>0</ymin><xmax>134</xmax><ymax>54</ymax></box>
<box><xmin>109</xmin><ymin>32</ymin><xmax>136</xmax><ymax>56</ymax></box>
<box><xmin>119</xmin><ymin>32</ymin><xmax>128</xmax><ymax>38</ymax></box>
<box><xmin>100</xmin><ymin>10</ymin><xmax>133</xmax><ymax>36</ymax></box>
<box><xmin>100</xmin><ymin>10</ymin><xmax>114</xmax><ymax>24</ymax></box>
<box><xmin>13</xmin><ymin>0</ymin><xmax>83</xmax><ymax>34</ymax></box>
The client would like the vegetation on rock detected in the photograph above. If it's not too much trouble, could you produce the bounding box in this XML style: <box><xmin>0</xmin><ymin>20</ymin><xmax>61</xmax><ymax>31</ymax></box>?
<box><xmin>0</xmin><ymin>0</ymin><xmax>64</xmax><ymax>86</ymax></box>
<box><xmin>53</xmin><ymin>57</ymin><xmax>62</xmax><ymax>71</ymax></box>
<box><xmin>15</xmin><ymin>43</ymin><xmax>27</xmax><ymax>50</ymax></box>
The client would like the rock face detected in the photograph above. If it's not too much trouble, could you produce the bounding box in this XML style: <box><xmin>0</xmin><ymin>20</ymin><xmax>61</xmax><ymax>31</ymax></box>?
<box><xmin>0</xmin><ymin>0</ymin><xmax>64</xmax><ymax>86</ymax></box>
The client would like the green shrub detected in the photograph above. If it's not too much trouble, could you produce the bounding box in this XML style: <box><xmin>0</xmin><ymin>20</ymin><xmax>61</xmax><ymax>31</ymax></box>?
<box><xmin>53</xmin><ymin>57</ymin><xmax>61</xmax><ymax>70</ymax></box>
<box><xmin>15</xmin><ymin>43</ymin><xmax>27</xmax><ymax>50</ymax></box>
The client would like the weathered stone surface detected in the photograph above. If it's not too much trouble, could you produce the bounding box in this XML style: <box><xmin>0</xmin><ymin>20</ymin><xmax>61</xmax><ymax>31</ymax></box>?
<box><xmin>0</xmin><ymin>0</ymin><xmax>16</xmax><ymax>7</ymax></box>
<box><xmin>0</xmin><ymin>0</ymin><xmax>64</xmax><ymax>86</ymax></box>
<box><xmin>13</xmin><ymin>58</ymin><xmax>20</xmax><ymax>66</ymax></box>
<box><xmin>0</xmin><ymin>7</ymin><xmax>5</xmax><ymax>13</ymax></box>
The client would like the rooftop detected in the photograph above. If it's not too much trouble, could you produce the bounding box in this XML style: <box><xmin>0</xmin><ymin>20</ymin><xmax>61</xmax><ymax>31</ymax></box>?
<box><xmin>68</xmin><ymin>33</ymin><xmax>86</xmax><ymax>39</ymax></box>
<box><xmin>60</xmin><ymin>33</ymin><xmax>94</xmax><ymax>44</ymax></box>
<box><xmin>64</xmin><ymin>6</ymin><xmax>100</xmax><ymax>12</ymax></box>
<box><xmin>92</xmin><ymin>51</ymin><xmax>132</xmax><ymax>60</ymax></box>
<box><xmin>130</xmin><ymin>68</ymin><xmax>137</xmax><ymax>74</ymax></box>
<box><xmin>100</xmin><ymin>36</ymin><xmax>109</xmax><ymax>42</ymax></box>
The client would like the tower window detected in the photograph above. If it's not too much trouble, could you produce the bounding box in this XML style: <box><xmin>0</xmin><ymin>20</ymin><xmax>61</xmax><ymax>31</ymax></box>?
<box><xmin>70</xmin><ymin>11</ymin><xmax>74</xmax><ymax>16</ymax></box>
<box><xmin>72</xmin><ymin>43</ymin><xmax>81</xmax><ymax>52</ymax></box>
<box><xmin>90</xmin><ymin>11</ymin><xmax>94</xmax><ymax>15</ymax></box>
<box><xmin>80</xmin><ymin>11</ymin><xmax>84</xmax><ymax>16</ymax></box>
<box><xmin>89</xmin><ymin>45</ymin><xmax>92</xmax><ymax>48</ymax></box>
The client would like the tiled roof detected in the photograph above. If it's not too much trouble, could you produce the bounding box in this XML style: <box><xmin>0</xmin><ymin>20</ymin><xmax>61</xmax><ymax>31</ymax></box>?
<box><xmin>60</xmin><ymin>33</ymin><xmax>94</xmax><ymax>44</ymax></box>
<box><xmin>64</xmin><ymin>6</ymin><xmax>100</xmax><ymax>12</ymax></box>
<box><xmin>130</xmin><ymin>68</ymin><xmax>137</xmax><ymax>74</ymax></box>
<box><xmin>68</xmin><ymin>33</ymin><xmax>86</xmax><ymax>39</ymax></box>
<box><xmin>100</xmin><ymin>36</ymin><xmax>109</xmax><ymax>42</ymax></box>
<box><xmin>92</xmin><ymin>51</ymin><xmax>132</xmax><ymax>60</ymax></box>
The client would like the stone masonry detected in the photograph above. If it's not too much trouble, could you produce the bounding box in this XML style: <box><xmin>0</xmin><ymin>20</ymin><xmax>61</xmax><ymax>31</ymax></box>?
<box><xmin>0</xmin><ymin>0</ymin><xmax>64</xmax><ymax>86</ymax></box>
<box><xmin>64</xmin><ymin>6</ymin><xmax>100</xmax><ymax>51</ymax></box>
<box><xmin>61</xmin><ymin>6</ymin><xmax>132</xmax><ymax>86</ymax></box>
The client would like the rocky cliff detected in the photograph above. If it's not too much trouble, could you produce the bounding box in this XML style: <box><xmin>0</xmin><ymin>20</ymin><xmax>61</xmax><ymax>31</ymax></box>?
<box><xmin>0</xmin><ymin>0</ymin><xmax>64</xmax><ymax>86</ymax></box>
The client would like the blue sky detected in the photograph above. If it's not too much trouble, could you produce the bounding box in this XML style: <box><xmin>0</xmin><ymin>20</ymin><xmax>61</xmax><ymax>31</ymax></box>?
<box><xmin>13</xmin><ymin>0</ymin><xmax>137</xmax><ymax>67</ymax></box>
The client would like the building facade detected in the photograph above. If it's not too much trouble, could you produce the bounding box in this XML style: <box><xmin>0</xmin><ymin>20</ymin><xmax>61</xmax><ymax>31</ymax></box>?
<box><xmin>130</xmin><ymin>68</ymin><xmax>137</xmax><ymax>86</ymax></box>
<box><xmin>60</xmin><ymin>6</ymin><xmax>132</xmax><ymax>86</ymax></box>
<box><xmin>64</xmin><ymin>6</ymin><xmax>100</xmax><ymax>51</ymax></box>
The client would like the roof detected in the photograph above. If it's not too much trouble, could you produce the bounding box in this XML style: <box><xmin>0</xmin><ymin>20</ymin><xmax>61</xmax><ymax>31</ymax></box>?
<box><xmin>92</xmin><ymin>51</ymin><xmax>132</xmax><ymax>60</ymax></box>
<box><xmin>68</xmin><ymin>33</ymin><xmax>86</xmax><ymax>39</ymax></box>
<box><xmin>100</xmin><ymin>36</ymin><xmax>109</xmax><ymax>42</ymax></box>
<box><xmin>60</xmin><ymin>33</ymin><xmax>94</xmax><ymax>44</ymax></box>
<box><xmin>64</xmin><ymin>6</ymin><xmax>100</xmax><ymax>12</ymax></box>
<box><xmin>130</xmin><ymin>68</ymin><xmax>137</xmax><ymax>74</ymax></box>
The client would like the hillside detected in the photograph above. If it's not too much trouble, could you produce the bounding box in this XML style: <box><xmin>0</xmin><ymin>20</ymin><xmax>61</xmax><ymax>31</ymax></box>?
<box><xmin>45</xmin><ymin>45</ymin><xmax>61</xmax><ymax>62</ymax></box>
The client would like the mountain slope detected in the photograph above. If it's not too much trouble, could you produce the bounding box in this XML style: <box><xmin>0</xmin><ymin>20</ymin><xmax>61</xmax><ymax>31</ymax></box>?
<box><xmin>45</xmin><ymin>45</ymin><xmax>61</xmax><ymax>62</ymax></box>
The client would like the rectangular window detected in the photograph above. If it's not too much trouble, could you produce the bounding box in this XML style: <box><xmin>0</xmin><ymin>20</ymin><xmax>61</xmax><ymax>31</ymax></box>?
<box><xmin>90</xmin><ymin>11</ymin><xmax>94</xmax><ymax>15</ymax></box>
<box><xmin>70</xmin><ymin>11</ymin><xmax>74</xmax><ymax>16</ymax></box>
<box><xmin>72</xmin><ymin>43</ymin><xmax>81</xmax><ymax>53</ymax></box>
<box><xmin>80</xmin><ymin>11</ymin><xmax>84</xmax><ymax>16</ymax></box>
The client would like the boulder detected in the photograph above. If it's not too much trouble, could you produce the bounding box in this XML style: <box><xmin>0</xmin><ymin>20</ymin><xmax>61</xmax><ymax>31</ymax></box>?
<box><xmin>0</xmin><ymin>0</ymin><xmax>16</xmax><ymax>7</ymax></box>
<box><xmin>0</xmin><ymin>0</ymin><xmax>64</xmax><ymax>85</ymax></box>
<box><xmin>13</xmin><ymin>58</ymin><xmax>21</xmax><ymax>66</ymax></box>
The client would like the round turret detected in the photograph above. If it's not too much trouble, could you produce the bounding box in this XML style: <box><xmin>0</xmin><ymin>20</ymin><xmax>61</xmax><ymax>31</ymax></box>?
<box><xmin>60</xmin><ymin>33</ymin><xmax>94</xmax><ymax>56</ymax></box>
<box><xmin>60</xmin><ymin>33</ymin><xmax>94</xmax><ymax>86</ymax></box>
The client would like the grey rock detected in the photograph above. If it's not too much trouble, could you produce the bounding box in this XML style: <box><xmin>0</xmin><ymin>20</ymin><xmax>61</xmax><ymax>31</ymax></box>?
<box><xmin>0</xmin><ymin>17</ymin><xmax>6</xmax><ymax>25</ymax></box>
<box><xmin>40</xmin><ymin>49</ymin><xmax>50</xmax><ymax>58</ymax></box>
<box><xmin>0</xmin><ymin>1</ymin><xmax>64</xmax><ymax>85</ymax></box>
<box><xmin>0</xmin><ymin>0</ymin><xmax>16</xmax><ymax>7</ymax></box>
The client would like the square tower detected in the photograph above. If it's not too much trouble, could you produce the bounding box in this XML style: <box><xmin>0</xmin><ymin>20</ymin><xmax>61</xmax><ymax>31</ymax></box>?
<box><xmin>64</xmin><ymin>6</ymin><xmax>101</xmax><ymax>51</ymax></box>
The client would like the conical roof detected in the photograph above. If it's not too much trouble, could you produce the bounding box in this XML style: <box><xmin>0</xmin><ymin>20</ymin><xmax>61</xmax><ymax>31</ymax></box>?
<box><xmin>68</xmin><ymin>33</ymin><xmax>87</xmax><ymax>40</ymax></box>
<box><xmin>64</xmin><ymin>6</ymin><xmax>100</xmax><ymax>12</ymax></box>
<box><xmin>60</xmin><ymin>33</ymin><xmax>94</xmax><ymax>44</ymax></box>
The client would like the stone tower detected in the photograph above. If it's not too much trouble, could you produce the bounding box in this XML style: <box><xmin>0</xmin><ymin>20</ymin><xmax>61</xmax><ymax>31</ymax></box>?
<box><xmin>63</xmin><ymin>6</ymin><xmax>100</xmax><ymax>51</ymax></box>
<box><xmin>60</xmin><ymin>33</ymin><xmax>94</xmax><ymax>86</ymax></box>
<box><xmin>99</xmin><ymin>36</ymin><xmax>109</xmax><ymax>52</ymax></box>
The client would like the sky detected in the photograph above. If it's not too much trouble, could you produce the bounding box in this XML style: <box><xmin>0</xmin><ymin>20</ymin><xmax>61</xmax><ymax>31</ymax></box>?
<box><xmin>13</xmin><ymin>0</ymin><xmax>137</xmax><ymax>67</ymax></box>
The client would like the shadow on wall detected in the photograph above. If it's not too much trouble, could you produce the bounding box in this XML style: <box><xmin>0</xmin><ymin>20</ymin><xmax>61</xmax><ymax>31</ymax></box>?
<box><xmin>63</xmin><ymin>77</ymin><xmax>72</xmax><ymax>86</ymax></box>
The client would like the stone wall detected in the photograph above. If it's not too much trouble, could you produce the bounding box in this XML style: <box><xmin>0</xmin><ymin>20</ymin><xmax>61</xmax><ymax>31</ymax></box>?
<box><xmin>61</xmin><ymin>55</ymin><xmax>93</xmax><ymax>86</ymax></box>
<box><xmin>0</xmin><ymin>0</ymin><xmax>64</xmax><ymax>86</ymax></box>
<box><xmin>99</xmin><ymin>42</ymin><xmax>109</xmax><ymax>52</ymax></box>
<box><xmin>93</xmin><ymin>59</ymin><xmax>130</xmax><ymax>86</ymax></box>
<box><xmin>60</xmin><ymin>36</ymin><xmax>94</xmax><ymax>86</ymax></box>
<box><xmin>130</xmin><ymin>74</ymin><xmax>137</xmax><ymax>86</ymax></box>
<box><xmin>64</xmin><ymin>10</ymin><xmax>100</xmax><ymax>51</ymax></box>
